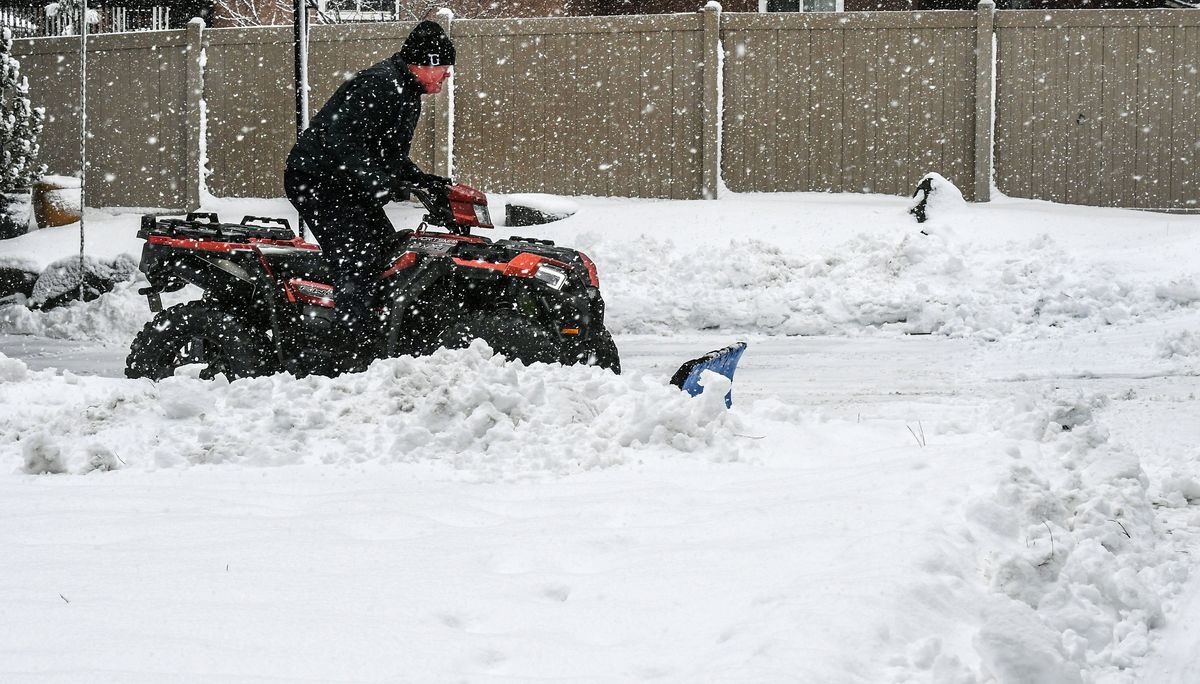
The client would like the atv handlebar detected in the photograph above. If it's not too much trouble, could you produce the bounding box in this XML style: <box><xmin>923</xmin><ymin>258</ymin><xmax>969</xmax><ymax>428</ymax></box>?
<box><xmin>396</xmin><ymin>183</ymin><xmax>455</xmax><ymax>230</ymax></box>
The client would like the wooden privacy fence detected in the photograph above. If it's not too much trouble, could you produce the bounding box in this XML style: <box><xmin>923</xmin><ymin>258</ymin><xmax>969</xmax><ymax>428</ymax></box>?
<box><xmin>10</xmin><ymin>26</ymin><xmax>199</xmax><ymax>209</ymax></box>
<box><xmin>995</xmin><ymin>11</ymin><xmax>1199</xmax><ymax>209</ymax></box>
<box><xmin>10</xmin><ymin>7</ymin><xmax>1200</xmax><ymax>210</ymax></box>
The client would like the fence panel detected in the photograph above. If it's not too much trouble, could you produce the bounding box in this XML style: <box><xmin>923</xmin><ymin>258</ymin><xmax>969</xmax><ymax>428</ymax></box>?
<box><xmin>202</xmin><ymin>27</ymin><xmax>296</xmax><ymax>199</ymax></box>
<box><xmin>452</xmin><ymin>15</ymin><xmax>705</xmax><ymax>200</ymax></box>
<box><xmin>721</xmin><ymin>12</ymin><xmax>979</xmax><ymax>199</ymax></box>
<box><xmin>995</xmin><ymin>10</ymin><xmax>1200</xmax><ymax>210</ymax></box>
<box><xmin>12</xmin><ymin>31</ymin><xmax>192</xmax><ymax>209</ymax></box>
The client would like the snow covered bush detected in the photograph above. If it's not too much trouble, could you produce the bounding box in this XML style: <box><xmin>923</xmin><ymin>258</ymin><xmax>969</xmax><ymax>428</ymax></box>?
<box><xmin>0</xmin><ymin>27</ymin><xmax>45</xmax><ymax>238</ymax></box>
<box><xmin>907</xmin><ymin>172</ymin><xmax>966</xmax><ymax>225</ymax></box>
<box><xmin>30</xmin><ymin>254</ymin><xmax>139</xmax><ymax>310</ymax></box>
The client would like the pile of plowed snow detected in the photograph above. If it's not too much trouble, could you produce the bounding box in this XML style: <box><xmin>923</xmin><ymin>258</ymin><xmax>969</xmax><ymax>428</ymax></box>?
<box><xmin>881</xmin><ymin>392</ymin><xmax>1192</xmax><ymax>683</ymax></box>
<box><xmin>594</xmin><ymin>231</ymin><xmax>1198</xmax><ymax>339</ymax></box>
<box><xmin>2</xmin><ymin>342</ymin><xmax>743</xmax><ymax>477</ymax></box>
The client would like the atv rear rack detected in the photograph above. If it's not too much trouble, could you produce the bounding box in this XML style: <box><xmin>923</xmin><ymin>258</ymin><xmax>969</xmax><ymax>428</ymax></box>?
<box><xmin>139</xmin><ymin>212</ymin><xmax>298</xmax><ymax>243</ymax></box>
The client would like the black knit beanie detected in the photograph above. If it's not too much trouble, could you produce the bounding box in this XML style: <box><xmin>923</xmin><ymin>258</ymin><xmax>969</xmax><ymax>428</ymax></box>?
<box><xmin>399</xmin><ymin>21</ymin><xmax>455</xmax><ymax>67</ymax></box>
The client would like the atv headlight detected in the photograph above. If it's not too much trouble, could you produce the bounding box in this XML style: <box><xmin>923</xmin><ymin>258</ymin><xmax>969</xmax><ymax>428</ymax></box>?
<box><xmin>533</xmin><ymin>264</ymin><xmax>567</xmax><ymax>290</ymax></box>
<box><xmin>473</xmin><ymin>203</ymin><xmax>493</xmax><ymax>227</ymax></box>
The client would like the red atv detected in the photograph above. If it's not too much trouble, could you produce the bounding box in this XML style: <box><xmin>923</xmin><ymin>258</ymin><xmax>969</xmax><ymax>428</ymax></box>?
<box><xmin>126</xmin><ymin>183</ymin><xmax>619</xmax><ymax>379</ymax></box>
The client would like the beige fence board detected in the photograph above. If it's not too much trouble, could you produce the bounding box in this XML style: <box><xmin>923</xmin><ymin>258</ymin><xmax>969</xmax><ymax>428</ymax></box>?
<box><xmin>809</xmin><ymin>28</ymin><xmax>844</xmax><ymax>192</ymax></box>
<box><xmin>12</xmin><ymin>44</ymin><xmax>82</xmax><ymax>185</ymax></box>
<box><xmin>573</xmin><ymin>34</ymin><xmax>603</xmax><ymax>197</ymax></box>
<box><xmin>201</xmin><ymin>32</ymin><xmax>294</xmax><ymax>198</ymax></box>
<box><xmin>88</xmin><ymin>44</ymin><xmax>189</xmax><ymax>207</ymax></box>
<box><xmin>1136</xmin><ymin>26</ymin><xmax>1172</xmax><ymax>208</ymax></box>
<box><xmin>775</xmin><ymin>28</ymin><xmax>811</xmax><ymax>192</ymax></box>
<box><xmin>1100</xmin><ymin>26</ymin><xmax>1138</xmax><ymax>207</ymax></box>
<box><xmin>996</xmin><ymin>9</ymin><xmax>1200</xmax><ymax>29</ymax></box>
<box><xmin>945</xmin><ymin>26</ymin><xmax>976</xmax><ymax>192</ymax></box>
<box><xmin>1171</xmin><ymin>27</ymin><xmax>1199</xmax><ymax>209</ymax></box>
<box><xmin>724</xmin><ymin>20</ymin><xmax>976</xmax><ymax>198</ymax></box>
<box><xmin>839</xmin><ymin>28</ymin><xmax>869</xmax><ymax>193</ymax></box>
<box><xmin>14</xmin><ymin>36</ymin><xmax>190</xmax><ymax>208</ymax></box>
<box><xmin>671</xmin><ymin>29</ymin><xmax>704</xmax><ymax>199</ymax></box>
<box><xmin>994</xmin><ymin>26</ymin><xmax>1023</xmax><ymax>198</ymax></box>
<box><xmin>996</xmin><ymin>18</ymin><xmax>1195</xmax><ymax>210</ymax></box>
<box><xmin>1067</xmin><ymin>27</ymin><xmax>1104</xmax><ymax>206</ymax></box>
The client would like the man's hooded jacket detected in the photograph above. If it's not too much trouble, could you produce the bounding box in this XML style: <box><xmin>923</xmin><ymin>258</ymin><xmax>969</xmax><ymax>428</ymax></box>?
<box><xmin>286</xmin><ymin>21</ymin><xmax>455</xmax><ymax>206</ymax></box>
<box><xmin>287</xmin><ymin>57</ymin><xmax>423</xmax><ymax>206</ymax></box>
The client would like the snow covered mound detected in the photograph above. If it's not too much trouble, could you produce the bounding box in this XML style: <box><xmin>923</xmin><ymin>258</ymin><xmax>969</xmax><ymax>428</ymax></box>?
<box><xmin>2</xmin><ymin>342</ymin><xmax>744</xmax><ymax>477</ymax></box>
<box><xmin>0</xmin><ymin>281</ymin><xmax>152</xmax><ymax>345</ymax></box>
<box><xmin>594</xmin><ymin>231</ymin><xmax>1192</xmax><ymax>339</ymax></box>
<box><xmin>30</xmin><ymin>253</ymin><xmax>139</xmax><ymax>309</ymax></box>
<box><xmin>885</xmin><ymin>392</ymin><xmax>1191</xmax><ymax>683</ymax></box>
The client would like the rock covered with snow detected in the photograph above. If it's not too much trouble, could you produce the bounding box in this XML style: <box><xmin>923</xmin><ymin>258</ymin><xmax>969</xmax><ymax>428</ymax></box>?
<box><xmin>29</xmin><ymin>253</ymin><xmax>138</xmax><ymax>310</ymax></box>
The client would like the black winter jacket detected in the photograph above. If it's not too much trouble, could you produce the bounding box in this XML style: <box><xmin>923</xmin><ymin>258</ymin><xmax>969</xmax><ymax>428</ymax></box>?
<box><xmin>287</xmin><ymin>55</ymin><xmax>425</xmax><ymax>206</ymax></box>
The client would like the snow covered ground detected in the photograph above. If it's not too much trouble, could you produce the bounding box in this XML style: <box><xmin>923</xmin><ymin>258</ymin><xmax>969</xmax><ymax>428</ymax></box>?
<box><xmin>1</xmin><ymin>189</ymin><xmax>1198</xmax><ymax>683</ymax></box>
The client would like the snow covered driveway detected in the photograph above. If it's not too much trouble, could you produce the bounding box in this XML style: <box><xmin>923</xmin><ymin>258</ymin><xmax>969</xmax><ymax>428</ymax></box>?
<box><xmin>1</xmin><ymin>192</ymin><xmax>1198</xmax><ymax>682</ymax></box>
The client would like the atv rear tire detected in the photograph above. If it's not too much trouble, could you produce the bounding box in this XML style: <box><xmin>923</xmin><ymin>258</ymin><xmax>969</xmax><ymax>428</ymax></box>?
<box><xmin>126</xmin><ymin>301</ymin><xmax>272</xmax><ymax>381</ymax></box>
<box><xmin>436</xmin><ymin>312</ymin><xmax>560</xmax><ymax>366</ymax></box>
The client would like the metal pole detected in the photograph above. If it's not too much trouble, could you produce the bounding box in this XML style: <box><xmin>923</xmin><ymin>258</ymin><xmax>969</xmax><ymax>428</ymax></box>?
<box><xmin>78</xmin><ymin>0</ymin><xmax>88</xmax><ymax>300</ymax></box>
<box><xmin>293</xmin><ymin>0</ymin><xmax>309</xmax><ymax>239</ymax></box>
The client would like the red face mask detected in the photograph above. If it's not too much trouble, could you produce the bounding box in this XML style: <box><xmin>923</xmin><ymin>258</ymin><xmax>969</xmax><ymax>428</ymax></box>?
<box><xmin>409</xmin><ymin>65</ymin><xmax>451</xmax><ymax>94</ymax></box>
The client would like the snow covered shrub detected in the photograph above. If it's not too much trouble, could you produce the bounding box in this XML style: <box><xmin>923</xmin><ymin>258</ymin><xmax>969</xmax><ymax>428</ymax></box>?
<box><xmin>30</xmin><ymin>254</ymin><xmax>139</xmax><ymax>310</ymax></box>
<box><xmin>0</xmin><ymin>27</ymin><xmax>45</xmax><ymax>238</ymax></box>
<box><xmin>907</xmin><ymin>172</ymin><xmax>965</xmax><ymax>225</ymax></box>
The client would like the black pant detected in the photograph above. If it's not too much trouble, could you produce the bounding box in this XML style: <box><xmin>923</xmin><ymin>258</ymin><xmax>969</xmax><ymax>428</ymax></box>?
<box><xmin>284</xmin><ymin>168</ymin><xmax>393</xmax><ymax>362</ymax></box>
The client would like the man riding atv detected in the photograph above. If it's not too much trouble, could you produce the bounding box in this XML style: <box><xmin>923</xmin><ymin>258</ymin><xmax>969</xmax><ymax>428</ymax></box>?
<box><xmin>284</xmin><ymin>19</ymin><xmax>455</xmax><ymax>372</ymax></box>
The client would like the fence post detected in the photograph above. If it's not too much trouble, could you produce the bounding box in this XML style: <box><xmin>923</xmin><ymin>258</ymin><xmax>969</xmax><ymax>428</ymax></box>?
<box><xmin>433</xmin><ymin>9</ymin><xmax>453</xmax><ymax>179</ymax></box>
<box><xmin>184</xmin><ymin>17</ymin><xmax>204</xmax><ymax>211</ymax></box>
<box><xmin>701</xmin><ymin>2</ymin><xmax>721</xmax><ymax>200</ymax></box>
<box><xmin>973</xmin><ymin>0</ymin><xmax>995</xmax><ymax>203</ymax></box>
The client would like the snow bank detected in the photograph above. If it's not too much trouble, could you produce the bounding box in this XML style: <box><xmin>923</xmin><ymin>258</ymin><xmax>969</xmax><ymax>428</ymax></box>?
<box><xmin>1</xmin><ymin>341</ymin><xmax>744</xmax><ymax>478</ymax></box>
<box><xmin>0</xmin><ymin>194</ymin><xmax>1196</xmax><ymax>347</ymax></box>
<box><xmin>595</xmin><ymin>230</ymin><xmax>1190</xmax><ymax>340</ymax></box>
<box><xmin>887</xmin><ymin>392</ymin><xmax>1191</xmax><ymax>683</ymax></box>
<box><xmin>0</xmin><ymin>281</ymin><xmax>152</xmax><ymax>344</ymax></box>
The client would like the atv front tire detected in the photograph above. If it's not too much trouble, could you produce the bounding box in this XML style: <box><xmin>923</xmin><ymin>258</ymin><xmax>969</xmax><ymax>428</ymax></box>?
<box><xmin>582</xmin><ymin>328</ymin><xmax>621</xmax><ymax>374</ymax></box>
<box><xmin>436</xmin><ymin>312</ymin><xmax>560</xmax><ymax>366</ymax></box>
<box><xmin>126</xmin><ymin>301</ymin><xmax>273</xmax><ymax>380</ymax></box>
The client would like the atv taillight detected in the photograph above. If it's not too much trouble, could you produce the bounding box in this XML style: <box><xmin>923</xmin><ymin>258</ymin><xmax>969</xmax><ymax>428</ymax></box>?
<box><xmin>448</xmin><ymin>184</ymin><xmax>493</xmax><ymax>229</ymax></box>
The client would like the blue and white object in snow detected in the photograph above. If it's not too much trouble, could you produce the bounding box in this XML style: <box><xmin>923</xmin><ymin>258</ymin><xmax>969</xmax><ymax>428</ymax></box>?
<box><xmin>669</xmin><ymin>342</ymin><xmax>748</xmax><ymax>408</ymax></box>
